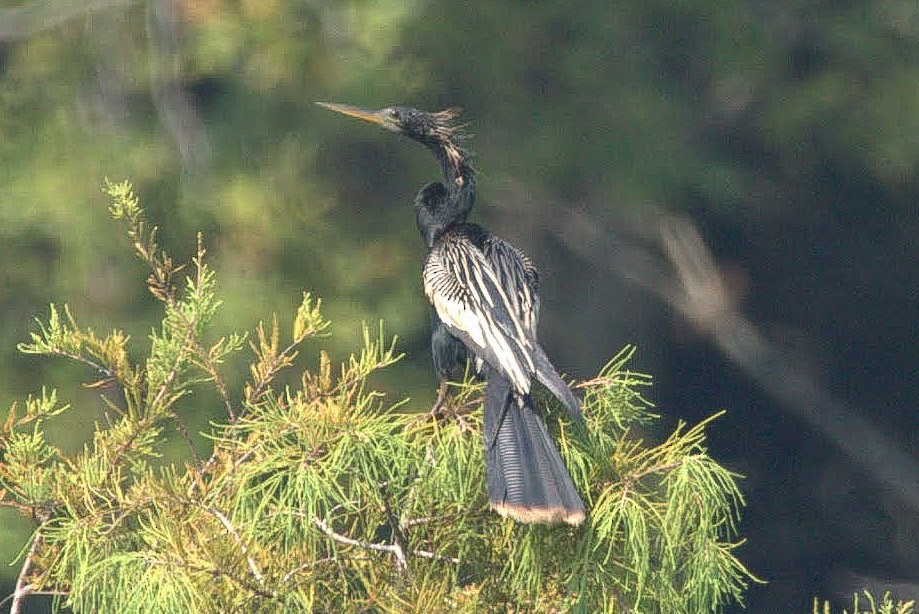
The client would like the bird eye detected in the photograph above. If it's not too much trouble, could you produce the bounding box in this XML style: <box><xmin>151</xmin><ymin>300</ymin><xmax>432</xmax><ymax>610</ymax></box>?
<box><xmin>388</xmin><ymin>108</ymin><xmax>401</xmax><ymax>120</ymax></box>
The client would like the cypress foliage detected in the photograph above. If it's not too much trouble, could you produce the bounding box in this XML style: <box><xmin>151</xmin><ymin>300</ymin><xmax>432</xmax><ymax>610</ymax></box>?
<box><xmin>1</xmin><ymin>180</ymin><xmax>760</xmax><ymax>612</ymax></box>
<box><xmin>813</xmin><ymin>592</ymin><xmax>916</xmax><ymax>614</ymax></box>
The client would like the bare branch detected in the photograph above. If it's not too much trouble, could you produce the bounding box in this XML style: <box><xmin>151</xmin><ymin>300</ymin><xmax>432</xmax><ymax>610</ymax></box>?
<box><xmin>8</xmin><ymin>517</ymin><xmax>48</xmax><ymax>614</ymax></box>
<box><xmin>43</xmin><ymin>348</ymin><xmax>114</xmax><ymax>381</ymax></box>
<box><xmin>170</xmin><ymin>409</ymin><xmax>203</xmax><ymax>468</ymax></box>
<box><xmin>205</xmin><ymin>506</ymin><xmax>265</xmax><ymax>586</ymax></box>
<box><xmin>311</xmin><ymin>513</ymin><xmax>461</xmax><ymax>570</ymax></box>
<box><xmin>651</xmin><ymin>214</ymin><xmax>919</xmax><ymax>514</ymax></box>
<box><xmin>313</xmin><ymin>515</ymin><xmax>407</xmax><ymax>572</ymax></box>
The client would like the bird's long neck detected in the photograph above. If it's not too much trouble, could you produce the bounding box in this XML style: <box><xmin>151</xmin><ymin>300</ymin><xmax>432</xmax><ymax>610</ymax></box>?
<box><xmin>431</xmin><ymin>141</ymin><xmax>476</xmax><ymax>219</ymax></box>
<box><xmin>415</xmin><ymin>180</ymin><xmax>469</xmax><ymax>249</ymax></box>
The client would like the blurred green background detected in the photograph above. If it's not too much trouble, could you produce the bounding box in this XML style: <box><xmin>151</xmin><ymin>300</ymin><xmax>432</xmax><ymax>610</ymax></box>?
<box><xmin>1</xmin><ymin>0</ymin><xmax>917</xmax><ymax>610</ymax></box>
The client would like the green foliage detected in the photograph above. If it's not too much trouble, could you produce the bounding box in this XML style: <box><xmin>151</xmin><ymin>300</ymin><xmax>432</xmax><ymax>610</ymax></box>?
<box><xmin>813</xmin><ymin>592</ymin><xmax>917</xmax><ymax>614</ymax></box>
<box><xmin>1</xmin><ymin>183</ymin><xmax>756</xmax><ymax>611</ymax></box>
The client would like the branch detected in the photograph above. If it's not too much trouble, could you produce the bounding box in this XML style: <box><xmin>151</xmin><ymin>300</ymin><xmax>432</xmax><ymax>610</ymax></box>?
<box><xmin>7</xmin><ymin>515</ymin><xmax>51</xmax><ymax>614</ymax></box>
<box><xmin>652</xmin><ymin>215</ymin><xmax>919</xmax><ymax>514</ymax></box>
<box><xmin>43</xmin><ymin>348</ymin><xmax>113</xmax><ymax>381</ymax></box>
<box><xmin>205</xmin><ymin>506</ymin><xmax>265</xmax><ymax>586</ymax></box>
<box><xmin>184</xmin><ymin>234</ymin><xmax>238</xmax><ymax>423</ymax></box>
<box><xmin>245</xmin><ymin>335</ymin><xmax>305</xmax><ymax>409</ymax></box>
<box><xmin>312</xmin><ymin>515</ymin><xmax>407</xmax><ymax>572</ymax></box>
<box><xmin>169</xmin><ymin>410</ymin><xmax>203</xmax><ymax>468</ymax></box>
<box><xmin>311</xmin><ymin>514</ymin><xmax>461</xmax><ymax>570</ymax></box>
<box><xmin>190</xmin><ymin>339</ymin><xmax>236</xmax><ymax>422</ymax></box>
<box><xmin>110</xmin><ymin>293</ymin><xmax>203</xmax><ymax>487</ymax></box>
<box><xmin>0</xmin><ymin>587</ymin><xmax>68</xmax><ymax>613</ymax></box>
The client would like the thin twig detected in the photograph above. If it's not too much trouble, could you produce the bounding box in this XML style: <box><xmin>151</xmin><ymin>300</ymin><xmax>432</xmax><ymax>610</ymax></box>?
<box><xmin>246</xmin><ymin>336</ymin><xmax>305</xmax><ymax>409</ymax></box>
<box><xmin>311</xmin><ymin>514</ymin><xmax>460</xmax><ymax>569</ymax></box>
<box><xmin>575</xmin><ymin>375</ymin><xmax>618</xmax><ymax>389</ymax></box>
<box><xmin>8</xmin><ymin>517</ymin><xmax>47</xmax><ymax>614</ymax></box>
<box><xmin>48</xmin><ymin>349</ymin><xmax>113</xmax><ymax>380</ymax></box>
<box><xmin>96</xmin><ymin>329</ymin><xmax>189</xmax><ymax>487</ymax></box>
<box><xmin>190</xmin><ymin>339</ymin><xmax>237</xmax><ymax>422</ymax></box>
<box><xmin>205</xmin><ymin>507</ymin><xmax>265</xmax><ymax>585</ymax></box>
<box><xmin>313</xmin><ymin>516</ymin><xmax>407</xmax><ymax>572</ymax></box>
<box><xmin>100</xmin><ymin>303</ymin><xmax>197</xmax><ymax>487</ymax></box>
<box><xmin>453</xmin><ymin>411</ymin><xmax>475</xmax><ymax>434</ymax></box>
<box><xmin>408</xmin><ymin>388</ymin><xmax>483</xmax><ymax>432</ymax></box>
<box><xmin>379</xmin><ymin>484</ymin><xmax>410</xmax><ymax>576</ymax></box>
<box><xmin>96</xmin><ymin>495</ymin><xmax>157</xmax><ymax>538</ymax></box>
<box><xmin>170</xmin><ymin>410</ymin><xmax>202</xmax><ymax>468</ymax></box>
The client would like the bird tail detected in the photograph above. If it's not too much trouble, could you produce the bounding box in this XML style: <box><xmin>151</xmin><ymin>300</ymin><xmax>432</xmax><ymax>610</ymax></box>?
<box><xmin>483</xmin><ymin>372</ymin><xmax>585</xmax><ymax>526</ymax></box>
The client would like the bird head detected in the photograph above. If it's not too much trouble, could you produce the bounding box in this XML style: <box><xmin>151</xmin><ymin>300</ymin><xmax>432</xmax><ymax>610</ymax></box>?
<box><xmin>316</xmin><ymin>102</ymin><xmax>465</xmax><ymax>153</ymax></box>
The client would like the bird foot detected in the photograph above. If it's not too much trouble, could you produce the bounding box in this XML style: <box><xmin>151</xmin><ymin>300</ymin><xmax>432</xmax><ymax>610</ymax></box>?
<box><xmin>429</xmin><ymin>381</ymin><xmax>450</xmax><ymax>417</ymax></box>
<box><xmin>428</xmin><ymin>382</ymin><xmax>478</xmax><ymax>434</ymax></box>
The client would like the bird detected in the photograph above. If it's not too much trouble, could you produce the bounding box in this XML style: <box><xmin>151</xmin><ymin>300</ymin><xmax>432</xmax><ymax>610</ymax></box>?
<box><xmin>416</xmin><ymin>182</ymin><xmax>585</xmax><ymax>525</ymax></box>
<box><xmin>318</xmin><ymin>102</ymin><xmax>586</xmax><ymax>525</ymax></box>
<box><xmin>315</xmin><ymin>102</ymin><xmax>474</xmax><ymax>410</ymax></box>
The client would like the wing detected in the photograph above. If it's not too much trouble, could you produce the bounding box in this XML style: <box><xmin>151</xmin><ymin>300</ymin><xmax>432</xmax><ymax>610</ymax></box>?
<box><xmin>481</xmin><ymin>235</ymin><xmax>540</xmax><ymax>336</ymax></box>
<box><xmin>480</xmin><ymin>234</ymin><xmax>581</xmax><ymax>419</ymax></box>
<box><xmin>423</xmin><ymin>230</ymin><xmax>536</xmax><ymax>394</ymax></box>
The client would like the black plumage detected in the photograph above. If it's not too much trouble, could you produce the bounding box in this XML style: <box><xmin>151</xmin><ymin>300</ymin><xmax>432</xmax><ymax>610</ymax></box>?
<box><xmin>318</xmin><ymin>102</ymin><xmax>585</xmax><ymax>525</ymax></box>
<box><xmin>429</xmin><ymin>307</ymin><xmax>468</xmax><ymax>383</ymax></box>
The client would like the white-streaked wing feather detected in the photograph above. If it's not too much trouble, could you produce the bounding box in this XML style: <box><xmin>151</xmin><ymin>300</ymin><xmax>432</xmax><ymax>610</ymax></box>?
<box><xmin>482</xmin><ymin>236</ymin><xmax>540</xmax><ymax>336</ymax></box>
<box><xmin>423</xmin><ymin>234</ymin><xmax>535</xmax><ymax>392</ymax></box>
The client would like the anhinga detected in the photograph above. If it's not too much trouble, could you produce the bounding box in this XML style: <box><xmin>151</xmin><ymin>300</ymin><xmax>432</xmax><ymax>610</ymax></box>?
<box><xmin>316</xmin><ymin>102</ymin><xmax>473</xmax><ymax>403</ymax></box>
<box><xmin>318</xmin><ymin>102</ymin><xmax>586</xmax><ymax>525</ymax></box>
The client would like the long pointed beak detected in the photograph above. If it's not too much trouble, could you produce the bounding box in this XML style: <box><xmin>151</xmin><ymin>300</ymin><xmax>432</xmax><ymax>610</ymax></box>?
<box><xmin>316</xmin><ymin>102</ymin><xmax>391</xmax><ymax>129</ymax></box>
